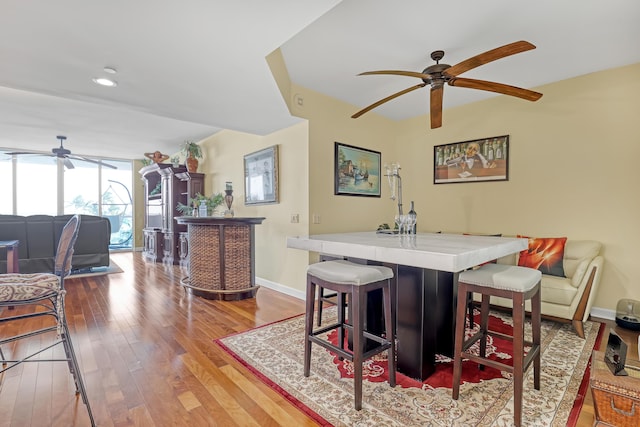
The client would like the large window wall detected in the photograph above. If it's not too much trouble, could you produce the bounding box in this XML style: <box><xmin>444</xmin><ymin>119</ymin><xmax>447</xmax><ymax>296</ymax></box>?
<box><xmin>0</xmin><ymin>151</ymin><xmax>133</xmax><ymax>250</ymax></box>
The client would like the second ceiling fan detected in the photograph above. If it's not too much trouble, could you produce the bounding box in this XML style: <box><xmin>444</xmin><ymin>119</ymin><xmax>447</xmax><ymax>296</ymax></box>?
<box><xmin>351</xmin><ymin>40</ymin><xmax>543</xmax><ymax>129</ymax></box>
<box><xmin>7</xmin><ymin>135</ymin><xmax>117</xmax><ymax>169</ymax></box>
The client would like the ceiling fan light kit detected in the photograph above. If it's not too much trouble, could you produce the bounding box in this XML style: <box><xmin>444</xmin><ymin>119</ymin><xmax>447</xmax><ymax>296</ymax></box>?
<box><xmin>92</xmin><ymin>77</ymin><xmax>117</xmax><ymax>87</ymax></box>
<box><xmin>352</xmin><ymin>40</ymin><xmax>543</xmax><ymax>129</ymax></box>
<box><xmin>92</xmin><ymin>66</ymin><xmax>119</xmax><ymax>87</ymax></box>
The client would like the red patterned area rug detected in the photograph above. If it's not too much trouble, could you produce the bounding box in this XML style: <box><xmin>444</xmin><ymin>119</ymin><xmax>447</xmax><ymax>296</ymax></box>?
<box><xmin>216</xmin><ymin>307</ymin><xmax>603</xmax><ymax>427</ymax></box>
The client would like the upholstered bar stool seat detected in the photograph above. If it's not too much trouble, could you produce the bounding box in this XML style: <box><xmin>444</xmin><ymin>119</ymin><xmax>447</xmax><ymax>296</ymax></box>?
<box><xmin>303</xmin><ymin>260</ymin><xmax>396</xmax><ymax>410</ymax></box>
<box><xmin>452</xmin><ymin>263</ymin><xmax>542</xmax><ymax>427</ymax></box>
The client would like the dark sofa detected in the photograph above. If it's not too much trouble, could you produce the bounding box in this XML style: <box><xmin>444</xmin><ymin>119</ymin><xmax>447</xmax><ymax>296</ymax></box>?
<box><xmin>0</xmin><ymin>214</ymin><xmax>111</xmax><ymax>274</ymax></box>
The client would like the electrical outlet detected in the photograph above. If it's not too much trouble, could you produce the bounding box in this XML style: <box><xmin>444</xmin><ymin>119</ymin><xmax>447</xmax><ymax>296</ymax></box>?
<box><xmin>290</xmin><ymin>214</ymin><xmax>299</xmax><ymax>223</ymax></box>
<box><xmin>312</xmin><ymin>214</ymin><xmax>320</xmax><ymax>224</ymax></box>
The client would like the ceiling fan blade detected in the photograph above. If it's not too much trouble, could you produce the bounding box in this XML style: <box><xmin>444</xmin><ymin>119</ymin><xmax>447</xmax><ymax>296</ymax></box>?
<box><xmin>430</xmin><ymin>86</ymin><xmax>443</xmax><ymax>129</ymax></box>
<box><xmin>448</xmin><ymin>77</ymin><xmax>542</xmax><ymax>101</ymax></box>
<box><xmin>101</xmin><ymin>161</ymin><xmax>118</xmax><ymax>169</ymax></box>
<box><xmin>5</xmin><ymin>151</ymin><xmax>40</xmax><ymax>156</ymax></box>
<box><xmin>358</xmin><ymin>70</ymin><xmax>432</xmax><ymax>80</ymax></box>
<box><xmin>63</xmin><ymin>158</ymin><xmax>75</xmax><ymax>169</ymax></box>
<box><xmin>352</xmin><ymin>83</ymin><xmax>427</xmax><ymax>119</ymax></box>
<box><xmin>444</xmin><ymin>41</ymin><xmax>536</xmax><ymax>77</ymax></box>
<box><xmin>69</xmin><ymin>155</ymin><xmax>118</xmax><ymax>169</ymax></box>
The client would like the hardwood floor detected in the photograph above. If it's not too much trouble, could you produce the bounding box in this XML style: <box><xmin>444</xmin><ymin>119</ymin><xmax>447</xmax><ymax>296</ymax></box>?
<box><xmin>0</xmin><ymin>251</ymin><xmax>637</xmax><ymax>426</ymax></box>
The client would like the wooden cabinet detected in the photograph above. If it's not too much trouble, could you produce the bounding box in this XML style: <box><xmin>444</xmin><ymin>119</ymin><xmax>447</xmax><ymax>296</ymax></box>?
<box><xmin>139</xmin><ymin>164</ymin><xmax>204</xmax><ymax>264</ymax></box>
<box><xmin>178</xmin><ymin>231</ymin><xmax>189</xmax><ymax>267</ymax></box>
<box><xmin>142</xmin><ymin>228</ymin><xmax>163</xmax><ymax>262</ymax></box>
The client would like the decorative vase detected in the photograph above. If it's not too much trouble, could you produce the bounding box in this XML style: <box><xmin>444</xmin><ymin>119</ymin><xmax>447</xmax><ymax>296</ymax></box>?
<box><xmin>185</xmin><ymin>153</ymin><xmax>198</xmax><ymax>173</ymax></box>
<box><xmin>224</xmin><ymin>189</ymin><xmax>234</xmax><ymax>218</ymax></box>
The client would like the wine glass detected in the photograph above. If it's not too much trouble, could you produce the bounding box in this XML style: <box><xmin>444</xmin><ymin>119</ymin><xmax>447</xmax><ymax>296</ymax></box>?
<box><xmin>394</xmin><ymin>214</ymin><xmax>402</xmax><ymax>235</ymax></box>
<box><xmin>405</xmin><ymin>214</ymin><xmax>416</xmax><ymax>235</ymax></box>
<box><xmin>400</xmin><ymin>215</ymin><xmax>409</xmax><ymax>235</ymax></box>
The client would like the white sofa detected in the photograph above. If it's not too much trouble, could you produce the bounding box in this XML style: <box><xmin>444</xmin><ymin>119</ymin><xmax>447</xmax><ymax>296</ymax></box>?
<box><xmin>477</xmin><ymin>240</ymin><xmax>603</xmax><ymax>338</ymax></box>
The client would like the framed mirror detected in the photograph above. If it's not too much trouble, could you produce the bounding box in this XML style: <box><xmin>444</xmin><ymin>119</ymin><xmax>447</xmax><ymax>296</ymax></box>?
<box><xmin>244</xmin><ymin>145</ymin><xmax>279</xmax><ymax>205</ymax></box>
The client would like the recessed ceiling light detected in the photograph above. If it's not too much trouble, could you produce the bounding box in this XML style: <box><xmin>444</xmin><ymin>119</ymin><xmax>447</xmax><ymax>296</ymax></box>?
<box><xmin>103</xmin><ymin>66</ymin><xmax>117</xmax><ymax>74</ymax></box>
<box><xmin>92</xmin><ymin>77</ymin><xmax>117</xmax><ymax>87</ymax></box>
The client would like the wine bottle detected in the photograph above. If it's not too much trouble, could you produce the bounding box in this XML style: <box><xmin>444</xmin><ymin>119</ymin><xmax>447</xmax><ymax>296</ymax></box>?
<box><xmin>495</xmin><ymin>141</ymin><xmax>503</xmax><ymax>159</ymax></box>
<box><xmin>408</xmin><ymin>201</ymin><xmax>417</xmax><ymax>234</ymax></box>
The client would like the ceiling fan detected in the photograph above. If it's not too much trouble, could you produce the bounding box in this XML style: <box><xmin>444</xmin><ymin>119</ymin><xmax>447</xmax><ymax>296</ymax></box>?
<box><xmin>7</xmin><ymin>135</ymin><xmax>117</xmax><ymax>169</ymax></box>
<box><xmin>351</xmin><ymin>40</ymin><xmax>543</xmax><ymax>129</ymax></box>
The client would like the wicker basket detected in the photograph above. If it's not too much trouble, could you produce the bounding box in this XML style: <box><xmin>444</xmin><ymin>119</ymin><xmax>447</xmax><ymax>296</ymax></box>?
<box><xmin>591</xmin><ymin>350</ymin><xmax>640</xmax><ymax>426</ymax></box>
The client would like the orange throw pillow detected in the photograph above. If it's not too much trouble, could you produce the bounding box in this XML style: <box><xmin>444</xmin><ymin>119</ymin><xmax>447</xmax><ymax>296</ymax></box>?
<box><xmin>517</xmin><ymin>236</ymin><xmax>567</xmax><ymax>277</ymax></box>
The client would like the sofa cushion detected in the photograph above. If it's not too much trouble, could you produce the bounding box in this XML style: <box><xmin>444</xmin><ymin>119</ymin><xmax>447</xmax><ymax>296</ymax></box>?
<box><xmin>518</xmin><ymin>236</ymin><xmax>567</xmax><ymax>277</ymax></box>
<box><xmin>0</xmin><ymin>214</ymin><xmax>110</xmax><ymax>274</ymax></box>
<box><xmin>563</xmin><ymin>240</ymin><xmax>602</xmax><ymax>287</ymax></box>
<box><xmin>25</xmin><ymin>215</ymin><xmax>56</xmax><ymax>259</ymax></box>
<box><xmin>54</xmin><ymin>214</ymin><xmax>111</xmax><ymax>271</ymax></box>
<box><xmin>540</xmin><ymin>275</ymin><xmax>578</xmax><ymax>306</ymax></box>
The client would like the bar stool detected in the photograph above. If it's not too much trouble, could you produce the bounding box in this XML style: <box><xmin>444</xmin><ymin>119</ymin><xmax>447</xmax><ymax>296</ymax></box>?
<box><xmin>452</xmin><ymin>263</ymin><xmax>542</xmax><ymax>427</ymax></box>
<box><xmin>303</xmin><ymin>260</ymin><xmax>395</xmax><ymax>410</ymax></box>
<box><xmin>316</xmin><ymin>286</ymin><xmax>338</xmax><ymax>326</ymax></box>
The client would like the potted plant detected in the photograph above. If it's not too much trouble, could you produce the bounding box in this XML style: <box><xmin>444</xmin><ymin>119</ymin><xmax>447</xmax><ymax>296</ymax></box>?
<box><xmin>182</xmin><ymin>141</ymin><xmax>203</xmax><ymax>172</ymax></box>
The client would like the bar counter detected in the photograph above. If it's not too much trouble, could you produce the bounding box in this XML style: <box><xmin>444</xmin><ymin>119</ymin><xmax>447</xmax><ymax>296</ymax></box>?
<box><xmin>177</xmin><ymin>216</ymin><xmax>265</xmax><ymax>301</ymax></box>
<box><xmin>287</xmin><ymin>231</ymin><xmax>527</xmax><ymax>380</ymax></box>
<box><xmin>287</xmin><ymin>231</ymin><xmax>525</xmax><ymax>272</ymax></box>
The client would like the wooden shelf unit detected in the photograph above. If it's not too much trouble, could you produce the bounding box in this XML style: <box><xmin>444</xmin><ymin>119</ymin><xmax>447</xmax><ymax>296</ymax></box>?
<box><xmin>139</xmin><ymin>164</ymin><xmax>204</xmax><ymax>265</ymax></box>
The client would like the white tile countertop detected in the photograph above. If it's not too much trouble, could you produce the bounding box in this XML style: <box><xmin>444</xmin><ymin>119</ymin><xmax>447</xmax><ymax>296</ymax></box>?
<box><xmin>287</xmin><ymin>232</ymin><xmax>527</xmax><ymax>272</ymax></box>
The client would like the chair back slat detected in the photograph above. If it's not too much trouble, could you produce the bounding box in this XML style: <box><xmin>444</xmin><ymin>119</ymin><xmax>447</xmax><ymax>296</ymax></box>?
<box><xmin>54</xmin><ymin>215</ymin><xmax>81</xmax><ymax>278</ymax></box>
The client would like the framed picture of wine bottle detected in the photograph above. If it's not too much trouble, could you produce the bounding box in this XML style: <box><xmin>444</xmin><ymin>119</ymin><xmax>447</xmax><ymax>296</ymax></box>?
<box><xmin>433</xmin><ymin>135</ymin><xmax>509</xmax><ymax>184</ymax></box>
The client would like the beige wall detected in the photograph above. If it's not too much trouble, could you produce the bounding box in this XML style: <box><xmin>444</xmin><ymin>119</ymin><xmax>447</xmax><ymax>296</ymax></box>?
<box><xmin>198</xmin><ymin>123</ymin><xmax>310</xmax><ymax>295</ymax></box>
<box><xmin>195</xmin><ymin>62</ymin><xmax>639</xmax><ymax>315</ymax></box>
<box><xmin>395</xmin><ymin>63</ymin><xmax>640</xmax><ymax>313</ymax></box>
<box><xmin>289</xmin><ymin>84</ymin><xmax>400</xmax><ymax>237</ymax></box>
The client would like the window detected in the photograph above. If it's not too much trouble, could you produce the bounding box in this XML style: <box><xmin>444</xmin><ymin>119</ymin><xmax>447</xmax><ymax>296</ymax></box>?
<box><xmin>0</xmin><ymin>156</ymin><xmax>13</xmax><ymax>214</ymax></box>
<box><xmin>16</xmin><ymin>156</ymin><xmax>58</xmax><ymax>216</ymax></box>
<box><xmin>0</xmin><ymin>150</ymin><xmax>133</xmax><ymax>249</ymax></box>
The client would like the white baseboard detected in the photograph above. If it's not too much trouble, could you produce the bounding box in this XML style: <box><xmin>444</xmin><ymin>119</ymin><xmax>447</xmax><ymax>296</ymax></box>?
<box><xmin>256</xmin><ymin>276</ymin><xmax>305</xmax><ymax>301</ymax></box>
<box><xmin>590</xmin><ymin>306</ymin><xmax>616</xmax><ymax>321</ymax></box>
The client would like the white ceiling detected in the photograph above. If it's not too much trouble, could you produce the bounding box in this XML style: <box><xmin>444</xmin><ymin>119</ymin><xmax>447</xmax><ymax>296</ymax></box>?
<box><xmin>1</xmin><ymin>0</ymin><xmax>638</xmax><ymax>161</ymax></box>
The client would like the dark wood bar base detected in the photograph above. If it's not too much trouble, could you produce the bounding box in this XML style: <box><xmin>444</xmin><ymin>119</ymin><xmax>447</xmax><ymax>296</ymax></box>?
<box><xmin>321</xmin><ymin>254</ymin><xmax>459</xmax><ymax>381</ymax></box>
<box><xmin>395</xmin><ymin>265</ymin><xmax>457</xmax><ymax>380</ymax></box>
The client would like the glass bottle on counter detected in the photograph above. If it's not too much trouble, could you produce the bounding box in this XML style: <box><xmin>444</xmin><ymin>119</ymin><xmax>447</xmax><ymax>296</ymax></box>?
<box><xmin>408</xmin><ymin>201</ymin><xmax>417</xmax><ymax>234</ymax></box>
